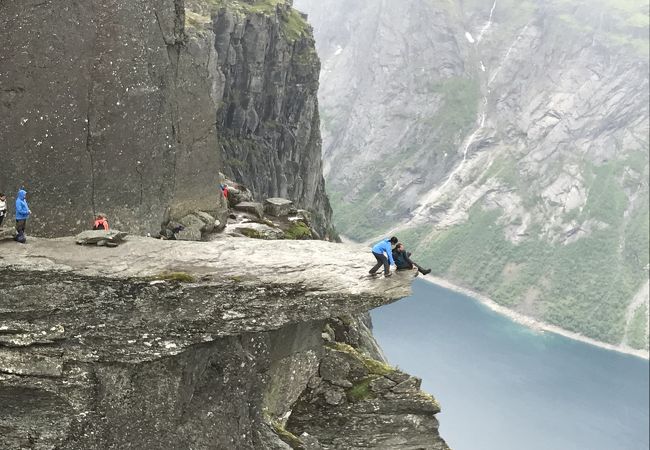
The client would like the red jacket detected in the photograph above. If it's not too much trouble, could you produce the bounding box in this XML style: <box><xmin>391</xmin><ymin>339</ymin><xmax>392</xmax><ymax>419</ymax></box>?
<box><xmin>93</xmin><ymin>218</ymin><xmax>109</xmax><ymax>230</ymax></box>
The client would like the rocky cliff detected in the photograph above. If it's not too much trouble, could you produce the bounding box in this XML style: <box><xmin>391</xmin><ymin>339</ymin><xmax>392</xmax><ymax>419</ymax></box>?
<box><xmin>295</xmin><ymin>0</ymin><xmax>650</xmax><ymax>351</ymax></box>
<box><xmin>0</xmin><ymin>237</ymin><xmax>448</xmax><ymax>449</ymax></box>
<box><xmin>0</xmin><ymin>0</ymin><xmax>333</xmax><ymax>239</ymax></box>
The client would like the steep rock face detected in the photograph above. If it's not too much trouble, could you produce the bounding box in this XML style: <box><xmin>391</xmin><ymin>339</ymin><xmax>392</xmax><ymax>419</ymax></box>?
<box><xmin>0</xmin><ymin>237</ymin><xmax>448</xmax><ymax>449</ymax></box>
<box><xmin>184</xmin><ymin>0</ymin><xmax>335</xmax><ymax>239</ymax></box>
<box><xmin>296</xmin><ymin>0</ymin><xmax>649</xmax><ymax>350</ymax></box>
<box><xmin>0</xmin><ymin>0</ymin><xmax>334</xmax><ymax>240</ymax></box>
<box><xmin>0</xmin><ymin>0</ymin><xmax>228</xmax><ymax>236</ymax></box>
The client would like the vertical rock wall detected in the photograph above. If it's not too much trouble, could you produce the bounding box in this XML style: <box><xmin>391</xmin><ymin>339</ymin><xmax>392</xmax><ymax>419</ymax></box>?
<box><xmin>0</xmin><ymin>0</ymin><xmax>228</xmax><ymax>237</ymax></box>
<box><xmin>1</xmin><ymin>0</ymin><xmax>334</xmax><ymax>239</ymax></box>
<box><xmin>207</xmin><ymin>1</ymin><xmax>335</xmax><ymax>238</ymax></box>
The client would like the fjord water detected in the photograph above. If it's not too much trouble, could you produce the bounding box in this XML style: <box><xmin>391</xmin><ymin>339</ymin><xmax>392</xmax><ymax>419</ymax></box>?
<box><xmin>371</xmin><ymin>279</ymin><xmax>650</xmax><ymax>450</ymax></box>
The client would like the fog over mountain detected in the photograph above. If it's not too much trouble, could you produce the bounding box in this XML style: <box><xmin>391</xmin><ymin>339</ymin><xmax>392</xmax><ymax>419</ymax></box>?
<box><xmin>295</xmin><ymin>0</ymin><xmax>650</xmax><ymax>351</ymax></box>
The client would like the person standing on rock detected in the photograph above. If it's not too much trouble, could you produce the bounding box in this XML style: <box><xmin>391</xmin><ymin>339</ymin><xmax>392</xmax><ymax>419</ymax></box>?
<box><xmin>14</xmin><ymin>189</ymin><xmax>31</xmax><ymax>243</ymax></box>
<box><xmin>392</xmin><ymin>243</ymin><xmax>431</xmax><ymax>276</ymax></box>
<box><xmin>0</xmin><ymin>193</ymin><xmax>7</xmax><ymax>227</ymax></box>
<box><xmin>369</xmin><ymin>236</ymin><xmax>398</xmax><ymax>277</ymax></box>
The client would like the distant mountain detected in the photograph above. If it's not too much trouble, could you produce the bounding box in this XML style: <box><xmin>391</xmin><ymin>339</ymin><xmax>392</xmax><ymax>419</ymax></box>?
<box><xmin>295</xmin><ymin>0</ymin><xmax>649</xmax><ymax>351</ymax></box>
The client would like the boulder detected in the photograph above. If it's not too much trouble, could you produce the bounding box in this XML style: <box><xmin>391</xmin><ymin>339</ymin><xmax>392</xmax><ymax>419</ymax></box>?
<box><xmin>179</xmin><ymin>212</ymin><xmax>215</xmax><ymax>234</ymax></box>
<box><xmin>175</xmin><ymin>227</ymin><xmax>203</xmax><ymax>242</ymax></box>
<box><xmin>75</xmin><ymin>230</ymin><xmax>128</xmax><ymax>246</ymax></box>
<box><xmin>226</xmin><ymin>185</ymin><xmax>254</xmax><ymax>207</ymax></box>
<box><xmin>174</xmin><ymin>211</ymin><xmax>218</xmax><ymax>241</ymax></box>
<box><xmin>264</xmin><ymin>198</ymin><xmax>293</xmax><ymax>217</ymax></box>
<box><xmin>235</xmin><ymin>202</ymin><xmax>264</xmax><ymax>219</ymax></box>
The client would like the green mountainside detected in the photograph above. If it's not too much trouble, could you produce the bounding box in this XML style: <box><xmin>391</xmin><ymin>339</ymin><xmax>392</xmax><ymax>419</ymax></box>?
<box><xmin>296</xmin><ymin>0</ymin><xmax>649</xmax><ymax>350</ymax></box>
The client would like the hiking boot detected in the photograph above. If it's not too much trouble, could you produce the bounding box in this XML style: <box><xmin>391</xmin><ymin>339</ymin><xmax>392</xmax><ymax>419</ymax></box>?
<box><xmin>421</xmin><ymin>268</ymin><xmax>431</xmax><ymax>275</ymax></box>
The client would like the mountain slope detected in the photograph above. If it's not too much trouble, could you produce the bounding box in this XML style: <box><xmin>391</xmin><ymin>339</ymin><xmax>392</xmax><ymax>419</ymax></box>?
<box><xmin>295</xmin><ymin>0</ymin><xmax>650</xmax><ymax>351</ymax></box>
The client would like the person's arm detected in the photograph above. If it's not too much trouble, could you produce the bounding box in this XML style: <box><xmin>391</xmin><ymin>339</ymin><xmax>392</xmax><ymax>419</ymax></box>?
<box><xmin>386</xmin><ymin>242</ymin><xmax>395</xmax><ymax>266</ymax></box>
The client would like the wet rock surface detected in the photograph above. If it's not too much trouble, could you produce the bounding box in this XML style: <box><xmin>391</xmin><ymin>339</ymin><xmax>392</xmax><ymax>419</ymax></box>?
<box><xmin>0</xmin><ymin>237</ymin><xmax>445</xmax><ymax>449</ymax></box>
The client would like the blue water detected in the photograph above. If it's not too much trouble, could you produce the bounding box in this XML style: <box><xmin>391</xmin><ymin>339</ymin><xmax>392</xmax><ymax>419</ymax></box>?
<box><xmin>371</xmin><ymin>279</ymin><xmax>650</xmax><ymax>450</ymax></box>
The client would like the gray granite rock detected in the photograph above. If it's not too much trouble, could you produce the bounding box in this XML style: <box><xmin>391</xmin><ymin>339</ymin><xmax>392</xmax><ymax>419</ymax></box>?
<box><xmin>75</xmin><ymin>230</ymin><xmax>128</xmax><ymax>246</ymax></box>
<box><xmin>287</xmin><ymin>344</ymin><xmax>449</xmax><ymax>449</ymax></box>
<box><xmin>235</xmin><ymin>202</ymin><xmax>265</xmax><ymax>219</ymax></box>
<box><xmin>0</xmin><ymin>0</ymin><xmax>228</xmax><ymax>238</ymax></box>
<box><xmin>0</xmin><ymin>234</ymin><xmax>438</xmax><ymax>449</ymax></box>
<box><xmin>265</xmin><ymin>198</ymin><xmax>294</xmax><ymax>217</ymax></box>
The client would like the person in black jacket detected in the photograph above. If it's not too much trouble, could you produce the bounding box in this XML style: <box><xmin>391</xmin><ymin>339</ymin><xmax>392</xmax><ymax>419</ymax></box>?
<box><xmin>392</xmin><ymin>243</ymin><xmax>431</xmax><ymax>276</ymax></box>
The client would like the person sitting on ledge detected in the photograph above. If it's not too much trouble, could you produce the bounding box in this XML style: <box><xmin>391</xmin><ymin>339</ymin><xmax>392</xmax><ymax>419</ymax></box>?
<box><xmin>93</xmin><ymin>214</ymin><xmax>109</xmax><ymax>231</ymax></box>
<box><xmin>392</xmin><ymin>243</ymin><xmax>431</xmax><ymax>276</ymax></box>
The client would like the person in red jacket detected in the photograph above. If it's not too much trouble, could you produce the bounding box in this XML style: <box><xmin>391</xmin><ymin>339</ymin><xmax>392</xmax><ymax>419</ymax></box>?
<box><xmin>93</xmin><ymin>214</ymin><xmax>109</xmax><ymax>231</ymax></box>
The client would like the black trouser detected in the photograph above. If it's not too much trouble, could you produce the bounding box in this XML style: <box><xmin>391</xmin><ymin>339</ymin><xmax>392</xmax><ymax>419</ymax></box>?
<box><xmin>0</xmin><ymin>213</ymin><xmax>5</xmax><ymax>227</ymax></box>
<box><xmin>16</xmin><ymin>219</ymin><xmax>26</xmax><ymax>235</ymax></box>
<box><xmin>370</xmin><ymin>252</ymin><xmax>390</xmax><ymax>275</ymax></box>
<box><xmin>396</xmin><ymin>252</ymin><xmax>426</xmax><ymax>274</ymax></box>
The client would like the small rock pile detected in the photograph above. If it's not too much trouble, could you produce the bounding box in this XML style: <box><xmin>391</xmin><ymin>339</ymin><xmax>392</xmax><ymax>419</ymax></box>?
<box><xmin>75</xmin><ymin>230</ymin><xmax>128</xmax><ymax>247</ymax></box>
<box><xmin>220</xmin><ymin>181</ymin><xmax>317</xmax><ymax>241</ymax></box>
<box><xmin>160</xmin><ymin>210</ymin><xmax>225</xmax><ymax>242</ymax></box>
<box><xmin>155</xmin><ymin>177</ymin><xmax>318</xmax><ymax>242</ymax></box>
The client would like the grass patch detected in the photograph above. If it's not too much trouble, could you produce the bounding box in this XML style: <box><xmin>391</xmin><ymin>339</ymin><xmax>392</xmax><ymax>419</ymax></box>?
<box><xmin>271</xmin><ymin>420</ymin><xmax>304</xmax><ymax>448</ymax></box>
<box><xmin>284</xmin><ymin>221</ymin><xmax>312</xmax><ymax>240</ymax></box>
<box><xmin>146</xmin><ymin>272</ymin><xmax>197</xmax><ymax>283</ymax></box>
<box><xmin>347</xmin><ymin>376</ymin><xmax>379</xmax><ymax>403</ymax></box>
<box><xmin>238</xmin><ymin>228</ymin><xmax>265</xmax><ymax>239</ymax></box>
<box><xmin>330</xmin><ymin>342</ymin><xmax>395</xmax><ymax>376</ymax></box>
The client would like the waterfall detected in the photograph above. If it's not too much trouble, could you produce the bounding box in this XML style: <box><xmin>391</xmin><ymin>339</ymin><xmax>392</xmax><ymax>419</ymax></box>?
<box><xmin>477</xmin><ymin>0</ymin><xmax>497</xmax><ymax>43</ymax></box>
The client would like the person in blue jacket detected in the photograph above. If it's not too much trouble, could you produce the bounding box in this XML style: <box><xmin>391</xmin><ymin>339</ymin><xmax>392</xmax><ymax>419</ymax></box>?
<box><xmin>369</xmin><ymin>236</ymin><xmax>399</xmax><ymax>277</ymax></box>
<box><xmin>14</xmin><ymin>189</ymin><xmax>31</xmax><ymax>243</ymax></box>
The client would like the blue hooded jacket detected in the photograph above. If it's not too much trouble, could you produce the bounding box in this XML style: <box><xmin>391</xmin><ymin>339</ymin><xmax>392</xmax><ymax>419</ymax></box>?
<box><xmin>15</xmin><ymin>189</ymin><xmax>30</xmax><ymax>220</ymax></box>
<box><xmin>371</xmin><ymin>239</ymin><xmax>395</xmax><ymax>266</ymax></box>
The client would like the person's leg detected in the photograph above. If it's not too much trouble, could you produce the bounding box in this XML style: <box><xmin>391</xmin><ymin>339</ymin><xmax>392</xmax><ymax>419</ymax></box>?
<box><xmin>404</xmin><ymin>252</ymin><xmax>430</xmax><ymax>275</ymax></box>
<box><xmin>15</xmin><ymin>219</ymin><xmax>26</xmax><ymax>242</ymax></box>
<box><xmin>370</xmin><ymin>252</ymin><xmax>384</xmax><ymax>274</ymax></box>
<box><xmin>396</xmin><ymin>262</ymin><xmax>414</xmax><ymax>271</ymax></box>
<box><xmin>413</xmin><ymin>261</ymin><xmax>431</xmax><ymax>275</ymax></box>
<box><xmin>0</xmin><ymin>214</ymin><xmax>4</xmax><ymax>227</ymax></box>
<box><xmin>380</xmin><ymin>254</ymin><xmax>390</xmax><ymax>275</ymax></box>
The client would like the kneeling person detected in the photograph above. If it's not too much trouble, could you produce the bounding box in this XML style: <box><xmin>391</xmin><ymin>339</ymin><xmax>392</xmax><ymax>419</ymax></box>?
<box><xmin>392</xmin><ymin>243</ymin><xmax>431</xmax><ymax>276</ymax></box>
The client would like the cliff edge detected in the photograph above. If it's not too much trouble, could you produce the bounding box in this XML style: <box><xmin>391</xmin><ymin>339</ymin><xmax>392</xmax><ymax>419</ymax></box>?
<box><xmin>0</xmin><ymin>237</ymin><xmax>449</xmax><ymax>449</ymax></box>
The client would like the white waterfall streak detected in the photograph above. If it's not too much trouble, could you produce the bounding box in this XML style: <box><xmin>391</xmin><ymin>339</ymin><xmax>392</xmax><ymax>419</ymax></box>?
<box><xmin>477</xmin><ymin>0</ymin><xmax>497</xmax><ymax>43</ymax></box>
<box><xmin>410</xmin><ymin>97</ymin><xmax>488</xmax><ymax>221</ymax></box>
<box><xmin>489</xmin><ymin>23</ymin><xmax>531</xmax><ymax>86</ymax></box>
